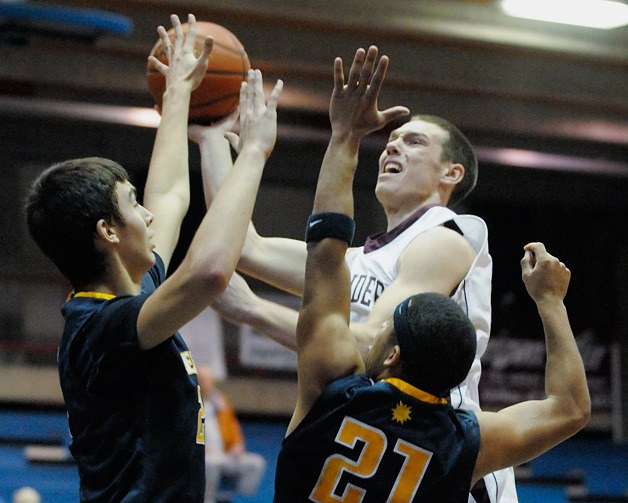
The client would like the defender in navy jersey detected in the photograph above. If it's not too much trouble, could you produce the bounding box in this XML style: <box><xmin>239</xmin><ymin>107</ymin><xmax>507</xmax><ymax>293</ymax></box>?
<box><xmin>275</xmin><ymin>374</ymin><xmax>480</xmax><ymax>503</ymax></box>
<box><xmin>276</xmin><ymin>46</ymin><xmax>589</xmax><ymax>503</ymax></box>
<box><xmin>59</xmin><ymin>255</ymin><xmax>204</xmax><ymax>501</ymax></box>
<box><xmin>26</xmin><ymin>15</ymin><xmax>283</xmax><ymax>502</ymax></box>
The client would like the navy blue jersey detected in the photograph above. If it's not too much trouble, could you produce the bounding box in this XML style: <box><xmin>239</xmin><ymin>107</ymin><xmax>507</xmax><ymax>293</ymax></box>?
<box><xmin>274</xmin><ymin>374</ymin><xmax>480</xmax><ymax>503</ymax></box>
<box><xmin>58</xmin><ymin>254</ymin><xmax>205</xmax><ymax>502</ymax></box>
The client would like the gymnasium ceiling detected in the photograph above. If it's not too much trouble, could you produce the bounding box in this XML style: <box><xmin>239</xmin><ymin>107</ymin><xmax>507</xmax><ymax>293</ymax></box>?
<box><xmin>0</xmin><ymin>0</ymin><xmax>627</xmax><ymax>184</ymax></box>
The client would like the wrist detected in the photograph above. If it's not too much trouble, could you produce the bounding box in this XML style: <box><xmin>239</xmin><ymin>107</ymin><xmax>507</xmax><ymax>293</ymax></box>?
<box><xmin>238</xmin><ymin>142</ymin><xmax>271</xmax><ymax>160</ymax></box>
<box><xmin>161</xmin><ymin>83</ymin><xmax>193</xmax><ymax>107</ymax></box>
<box><xmin>329</xmin><ymin>129</ymin><xmax>362</xmax><ymax>151</ymax></box>
<box><xmin>535</xmin><ymin>297</ymin><xmax>567</xmax><ymax>313</ymax></box>
<box><xmin>305</xmin><ymin>212</ymin><xmax>355</xmax><ymax>245</ymax></box>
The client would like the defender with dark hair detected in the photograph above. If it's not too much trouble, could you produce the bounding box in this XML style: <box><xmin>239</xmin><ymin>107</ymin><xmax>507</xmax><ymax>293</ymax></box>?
<box><xmin>25</xmin><ymin>14</ymin><xmax>283</xmax><ymax>502</ymax></box>
<box><xmin>27</xmin><ymin>158</ymin><xmax>128</xmax><ymax>289</ymax></box>
<box><xmin>387</xmin><ymin>292</ymin><xmax>477</xmax><ymax>397</ymax></box>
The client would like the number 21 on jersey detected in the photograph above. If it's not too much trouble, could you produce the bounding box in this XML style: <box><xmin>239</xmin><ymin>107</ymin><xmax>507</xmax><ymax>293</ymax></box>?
<box><xmin>310</xmin><ymin>416</ymin><xmax>432</xmax><ymax>502</ymax></box>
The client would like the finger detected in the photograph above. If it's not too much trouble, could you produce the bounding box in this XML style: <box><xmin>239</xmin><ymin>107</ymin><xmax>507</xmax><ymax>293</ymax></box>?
<box><xmin>346</xmin><ymin>48</ymin><xmax>366</xmax><ymax>89</ymax></box>
<box><xmin>380</xmin><ymin>106</ymin><xmax>411</xmax><ymax>124</ymax></box>
<box><xmin>520</xmin><ymin>249</ymin><xmax>535</xmax><ymax>275</ymax></box>
<box><xmin>365</xmin><ymin>53</ymin><xmax>388</xmax><ymax>101</ymax></box>
<box><xmin>523</xmin><ymin>242</ymin><xmax>546</xmax><ymax>256</ymax></box>
<box><xmin>197</xmin><ymin>36</ymin><xmax>213</xmax><ymax>64</ymax></box>
<box><xmin>253</xmin><ymin>69</ymin><xmax>264</xmax><ymax>114</ymax></box>
<box><xmin>245</xmin><ymin>69</ymin><xmax>257</xmax><ymax>117</ymax></box>
<box><xmin>239</xmin><ymin>78</ymin><xmax>249</xmax><ymax>124</ymax></box>
<box><xmin>266</xmin><ymin>79</ymin><xmax>284</xmax><ymax>112</ymax></box>
<box><xmin>357</xmin><ymin>45</ymin><xmax>378</xmax><ymax>92</ymax></box>
<box><xmin>148</xmin><ymin>55</ymin><xmax>168</xmax><ymax>75</ymax></box>
<box><xmin>156</xmin><ymin>25</ymin><xmax>172</xmax><ymax>61</ymax></box>
<box><xmin>170</xmin><ymin>14</ymin><xmax>183</xmax><ymax>51</ymax></box>
<box><xmin>187</xmin><ymin>124</ymin><xmax>202</xmax><ymax>141</ymax></box>
<box><xmin>333</xmin><ymin>57</ymin><xmax>345</xmax><ymax>95</ymax></box>
<box><xmin>156</xmin><ymin>24</ymin><xmax>169</xmax><ymax>44</ymax></box>
<box><xmin>245</xmin><ymin>69</ymin><xmax>255</xmax><ymax>121</ymax></box>
<box><xmin>224</xmin><ymin>132</ymin><xmax>240</xmax><ymax>152</ymax></box>
<box><xmin>183</xmin><ymin>14</ymin><xmax>196</xmax><ymax>53</ymax></box>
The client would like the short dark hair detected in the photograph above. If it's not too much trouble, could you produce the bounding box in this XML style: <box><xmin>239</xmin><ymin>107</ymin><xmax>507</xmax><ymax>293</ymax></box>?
<box><xmin>392</xmin><ymin>292</ymin><xmax>476</xmax><ymax>396</ymax></box>
<box><xmin>26</xmin><ymin>157</ymin><xmax>129</xmax><ymax>289</ymax></box>
<box><xmin>412</xmin><ymin>114</ymin><xmax>478</xmax><ymax>206</ymax></box>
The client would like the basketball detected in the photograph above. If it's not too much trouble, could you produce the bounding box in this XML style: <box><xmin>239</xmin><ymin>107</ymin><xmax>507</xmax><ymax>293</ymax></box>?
<box><xmin>147</xmin><ymin>21</ymin><xmax>250</xmax><ymax>124</ymax></box>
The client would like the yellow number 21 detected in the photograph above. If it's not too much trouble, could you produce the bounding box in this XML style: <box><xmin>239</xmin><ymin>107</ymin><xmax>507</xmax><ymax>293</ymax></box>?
<box><xmin>310</xmin><ymin>416</ymin><xmax>432</xmax><ymax>503</ymax></box>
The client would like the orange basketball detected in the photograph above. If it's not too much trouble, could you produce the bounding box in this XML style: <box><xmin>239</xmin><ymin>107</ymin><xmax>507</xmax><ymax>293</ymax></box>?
<box><xmin>147</xmin><ymin>21</ymin><xmax>250</xmax><ymax>124</ymax></box>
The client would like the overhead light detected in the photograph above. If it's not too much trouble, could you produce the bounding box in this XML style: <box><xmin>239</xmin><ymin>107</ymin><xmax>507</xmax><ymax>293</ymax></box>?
<box><xmin>501</xmin><ymin>0</ymin><xmax>628</xmax><ymax>29</ymax></box>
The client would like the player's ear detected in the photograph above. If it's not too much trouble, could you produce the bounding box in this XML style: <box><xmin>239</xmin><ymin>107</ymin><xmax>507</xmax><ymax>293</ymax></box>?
<box><xmin>95</xmin><ymin>219</ymin><xmax>119</xmax><ymax>244</ymax></box>
<box><xmin>384</xmin><ymin>344</ymin><xmax>402</xmax><ymax>368</ymax></box>
<box><xmin>441</xmin><ymin>162</ymin><xmax>464</xmax><ymax>187</ymax></box>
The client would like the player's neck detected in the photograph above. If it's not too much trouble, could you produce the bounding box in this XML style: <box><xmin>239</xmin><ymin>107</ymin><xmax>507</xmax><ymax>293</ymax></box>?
<box><xmin>82</xmin><ymin>262</ymin><xmax>142</xmax><ymax>297</ymax></box>
<box><xmin>384</xmin><ymin>196</ymin><xmax>442</xmax><ymax>231</ymax></box>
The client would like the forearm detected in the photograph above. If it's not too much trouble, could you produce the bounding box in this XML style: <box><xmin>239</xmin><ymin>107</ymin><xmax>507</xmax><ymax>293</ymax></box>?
<box><xmin>198</xmin><ymin>131</ymin><xmax>233</xmax><ymax>207</ymax></box>
<box><xmin>246</xmin><ymin>297</ymin><xmax>299</xmax><ymax>351</ymax></box>
<box><xmin>238</xmin><ymin>233</ymin><xmax>307</xmax><ymax>296</ymax></box>
<box><xmin>539</xmin><ymin>300</ymin><xmax>590</xmax><ymax>424</ymax></box>
<box><xmin>145</xmin><ymin>85</ymin><xmax>193</xmax><ymax>206</ymax></box>
<box><xmin>312</xmin><ymin>131</ymin><xmax>360</xmax><ymax>215</ymax></box>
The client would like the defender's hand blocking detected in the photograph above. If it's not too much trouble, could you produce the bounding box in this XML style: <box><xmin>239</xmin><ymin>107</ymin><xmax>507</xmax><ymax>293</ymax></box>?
<box><xmin>148</xmin><ymin>14</ymin><xmax>213</xmax><ymax>93</ymax></box>
<box><xmin>237</xmin><ymin>69</ymin><xmax>283</xmax><ymax>159</ymax></box>
<box><xmin>521</xmin><ymin>242</ymin><xmax>571</xmax><ymax>304</ymax></box>
<box><xmin>330</xmin><ymin>46</ymin><xmax>409</xmax><ymax>139</ymax></box>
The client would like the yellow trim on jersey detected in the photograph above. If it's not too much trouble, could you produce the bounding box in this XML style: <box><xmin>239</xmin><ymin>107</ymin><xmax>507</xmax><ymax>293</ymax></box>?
<box><xmin>381</xmin><ymin>378</ymin><xmax>447</xmax><ymax>405</ymax></box>
<box><xmin>72</xmin><ymin>291</ymin><xmax>116</xmax><ymax>300</ymax></box>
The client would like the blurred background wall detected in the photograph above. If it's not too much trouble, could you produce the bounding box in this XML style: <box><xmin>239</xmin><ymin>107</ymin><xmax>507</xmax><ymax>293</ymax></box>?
<box><xmin>0</xmin><ymin>0</ymin><xmax>626</xmax><ymax>440</ymax></box>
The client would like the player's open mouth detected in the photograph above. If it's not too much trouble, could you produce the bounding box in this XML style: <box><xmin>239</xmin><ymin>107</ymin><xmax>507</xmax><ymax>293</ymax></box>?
<box><xmin>383</xmin><ymin>162</ymin><xmax>402</xmax><ymax>174</ymax></box>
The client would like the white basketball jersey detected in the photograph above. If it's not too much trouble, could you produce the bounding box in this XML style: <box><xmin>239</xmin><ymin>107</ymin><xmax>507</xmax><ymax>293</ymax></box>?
<box><xmin>346</xmin><ymin>205</ymin><xmax>518</xmax><ymax>503</ymax></box>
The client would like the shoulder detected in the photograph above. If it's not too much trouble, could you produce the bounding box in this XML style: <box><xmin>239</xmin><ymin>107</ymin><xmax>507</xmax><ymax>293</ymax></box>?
<box><xmin>65</xmin><ymin>294</ymin><xmax>151</xmax><ymax>357</ymax></box>
<box><xmin>304</xmin><ymin>374</ymin><xmax>372</xmax><ymax>419</ymax></box>
<box><xmin>451</xmin><ymin>214</ymin><xmax>489</xmax><ymax>248</ymax></box>
<box><xmin>402</xmin><ymin>225</ymin><xmax>475</xmax><ymax>266</ymax></box>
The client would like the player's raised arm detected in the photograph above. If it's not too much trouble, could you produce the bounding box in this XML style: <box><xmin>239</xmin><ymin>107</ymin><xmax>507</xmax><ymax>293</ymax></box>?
<box><xmin>143</xmin><ymin>14</ymin><xmax>212</xmax><ymax>269</ymax></box>
<box><xmin>291</xmin><ymin>46</ymin><xmax>404</xmax><ymax>433</ymax></box>
<box><xmin>472</xmin><ymin>243</ymin><xmax>590</xmax><ymax>482</ymax></box>
<box><xmin>138</xmin><ymin>70</ymin><xmax>283</xmax><ymax>349</ymax></box>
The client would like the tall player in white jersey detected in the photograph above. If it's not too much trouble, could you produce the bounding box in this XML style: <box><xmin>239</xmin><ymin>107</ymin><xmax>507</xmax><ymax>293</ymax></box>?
<box><xmin>195</xmin><ymin>46</ymin><xmax>518</xmax><ymax>503</ymax></box>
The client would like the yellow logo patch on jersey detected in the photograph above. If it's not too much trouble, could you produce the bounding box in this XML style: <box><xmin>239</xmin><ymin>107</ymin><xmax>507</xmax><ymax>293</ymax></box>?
<box><xmin>180</xmin><ymin>350</ymin><xmax>197</xmax><ymax>375</ymax></box>
<box><xmin>392</xmin><ymin>401</ymin><xmax>412</xmax><ymax>424</ymax></box>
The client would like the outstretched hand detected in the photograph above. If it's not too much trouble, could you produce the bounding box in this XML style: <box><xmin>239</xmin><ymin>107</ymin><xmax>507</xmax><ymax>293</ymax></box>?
<box><xmin>521</xmin><ymin>242</ymin><xmax>571</xmax><ymax>304</ymax></box>
<box><xmin>330</xmin><ymin>46</ymin><xmax>409</xmax><ymax>140</ymax></box>
<box><xmin>148</xmin><ymin>14</ymin><xmax>213</xmax><ymax>93</ymax></box>
<box><xmin>237</xmin><ymin>69</ymin><xmax>283</xmax><ymax>159</ymax></box>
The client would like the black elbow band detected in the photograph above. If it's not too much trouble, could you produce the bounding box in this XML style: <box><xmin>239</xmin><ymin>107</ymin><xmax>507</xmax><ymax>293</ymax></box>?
<box><xmin>305</xmin><ymin>212</ymin><xmax>355</xmax><ymax>246</ymax></box>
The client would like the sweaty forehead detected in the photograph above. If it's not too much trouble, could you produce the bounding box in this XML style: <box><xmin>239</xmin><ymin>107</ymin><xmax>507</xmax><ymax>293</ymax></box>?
<box><xmin>391</xmin><ymin>120</ymin><xmax>447</xmax><ymax>141</ymax></box>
